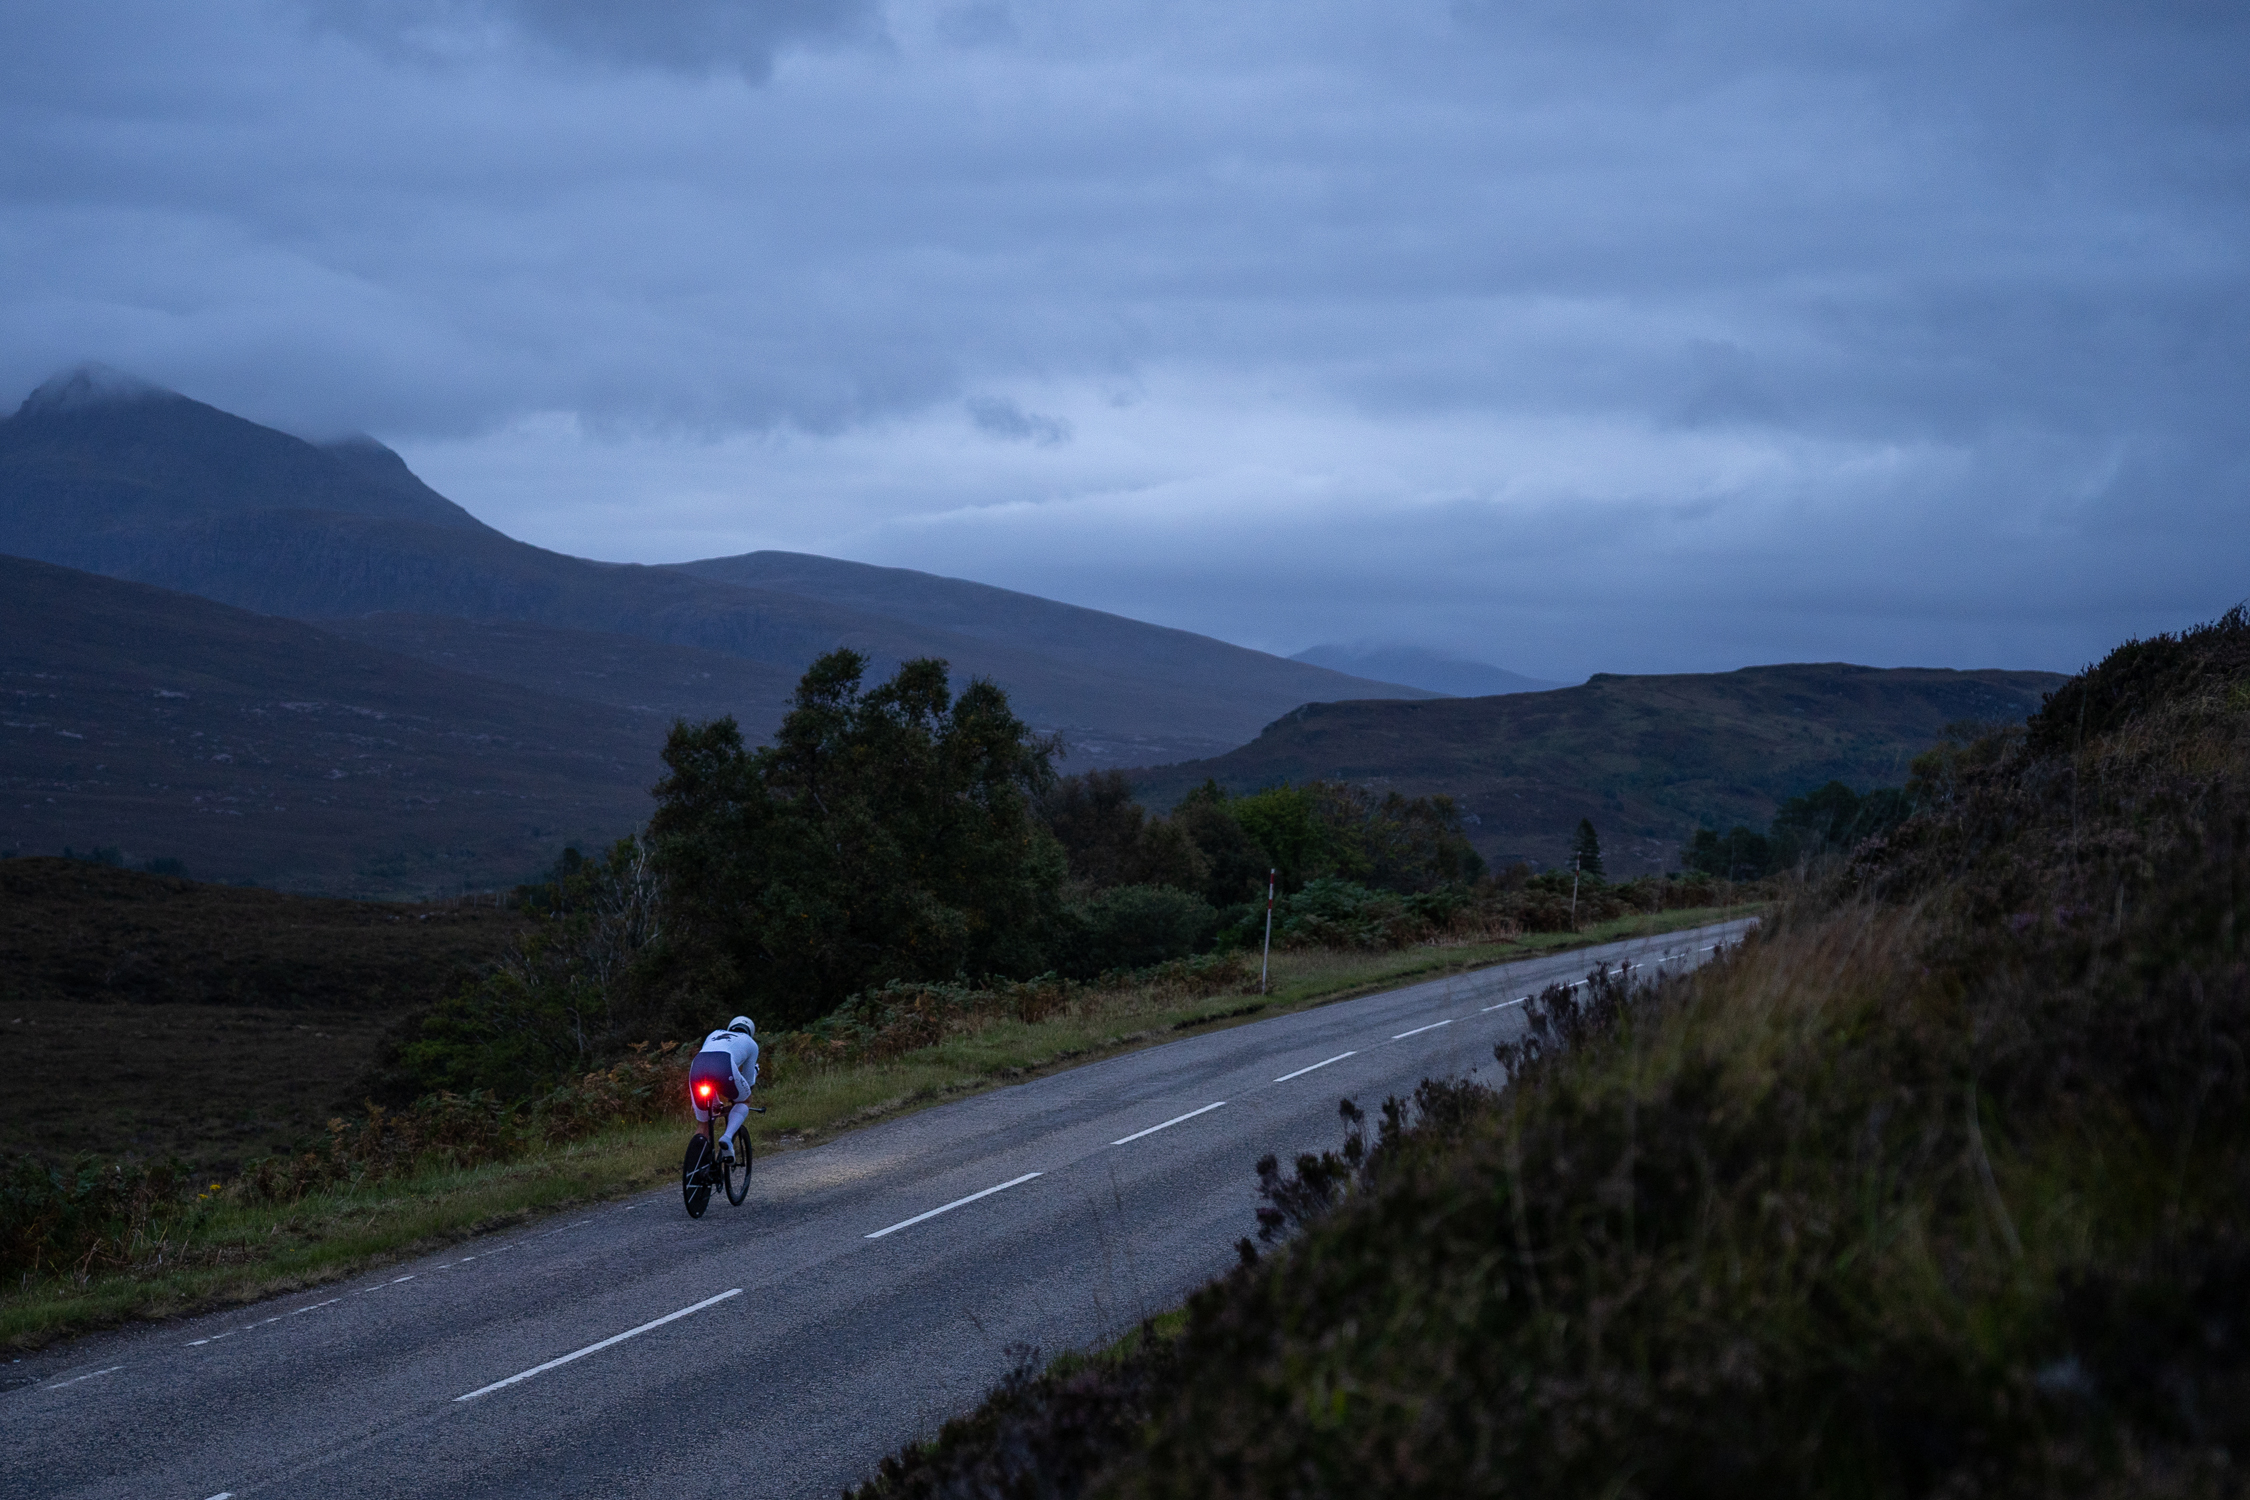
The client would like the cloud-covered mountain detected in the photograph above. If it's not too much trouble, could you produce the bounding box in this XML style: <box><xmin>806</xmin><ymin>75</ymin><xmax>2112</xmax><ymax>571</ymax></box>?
<box><xmin>0</xmin><ymin>373</ymin><xmax>1436</xmax><ymax>769</ymax></box>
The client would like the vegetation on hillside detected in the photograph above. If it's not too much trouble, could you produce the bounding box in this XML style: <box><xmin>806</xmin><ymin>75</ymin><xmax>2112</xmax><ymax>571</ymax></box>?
<box><xmin>849</xmin><ymin>609</ymin><xmax>2250</xmax><ymax>1498</ymax></box>
<box><xmin>1680</xmin><ymin>774</ymin><xmax>1920</xmax><ymax>880</ymax></box>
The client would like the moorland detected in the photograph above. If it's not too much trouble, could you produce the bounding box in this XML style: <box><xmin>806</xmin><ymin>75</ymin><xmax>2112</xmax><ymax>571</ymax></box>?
<box><xmin>1</xmin><ymin>857</ymin><xmax>525</xmax><ymax>1169</ymax></box>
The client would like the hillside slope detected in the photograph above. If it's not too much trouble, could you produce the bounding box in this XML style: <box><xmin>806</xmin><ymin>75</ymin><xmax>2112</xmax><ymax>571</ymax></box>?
<box><xmin>0</xmin><ymin>374</ymin><xmax>1429</xmax><ymax>764</ymax></box>
<box><xmin>0</xmin><ymin>555</ymin><xmax>659</xmax><ymax>894</ymax></box>
<box><xmin>1129</xmin><ymin>663</ymin><xmax>2066</xmax><ymax>872</ymax></box>
<box><xmin>313</xmin><ymin>612</ymin><xmax>802</xmax><ymax>731</ymax></box>
<box><xmin>1288</xmin><ymin>642</ymin><xmax>1565</xmax><ymax>697</ymax></box>
<box><xmin>848</xmin><ymin>620</ymin><xmax>2250</xmax><ymax>1500</ymax></box>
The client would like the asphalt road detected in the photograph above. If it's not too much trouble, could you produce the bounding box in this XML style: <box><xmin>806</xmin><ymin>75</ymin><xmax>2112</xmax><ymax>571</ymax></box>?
<box><xmin>2</xmin><ymin>918</ymin><xmax>1753</xmax><ymax>1500</ymax></box>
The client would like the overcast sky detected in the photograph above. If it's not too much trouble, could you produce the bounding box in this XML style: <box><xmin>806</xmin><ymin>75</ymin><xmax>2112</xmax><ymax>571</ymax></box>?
<box><xmin>4</xmin><ymin>0</ymin><xmax>2244</xmax><ymax>680</ymax></box>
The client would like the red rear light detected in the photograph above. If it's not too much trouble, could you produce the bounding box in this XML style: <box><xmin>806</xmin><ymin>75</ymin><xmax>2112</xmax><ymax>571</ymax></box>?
<box><xmin>696</xmin><ymin>1083</ymin><xmax>712</xmax><ymax>1098</ymax></box>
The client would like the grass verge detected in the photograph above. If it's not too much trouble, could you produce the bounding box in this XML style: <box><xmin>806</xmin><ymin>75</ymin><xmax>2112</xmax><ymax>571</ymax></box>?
<box><xmin>2</xmin><ymin>904</ymin><xmax>1756</xmax><ymax>1350</ymax></box>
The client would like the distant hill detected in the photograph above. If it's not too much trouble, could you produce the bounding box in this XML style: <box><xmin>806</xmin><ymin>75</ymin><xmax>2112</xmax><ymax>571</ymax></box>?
<box><xmin>0</xmin><ymin>371</ymin><xmax>1435</xmax><ymax>766</ymax></box>
<box><xmin>1128</xmin><ymin>663</ymin><xmax>2068</xmax><ymax>874</ymax></box>
<box><xmin>1289</xmin><ymin>643</ymin><xmax>1566</xmax><ymax>697</ymax></box>
<box><xmin>0</xmin><ymin>555</ymin><xmax>661</xmax><ymax>895</ymax></box>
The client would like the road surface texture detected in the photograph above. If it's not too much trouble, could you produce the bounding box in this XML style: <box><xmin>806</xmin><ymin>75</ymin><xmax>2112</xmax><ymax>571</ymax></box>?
<box><xmin>3</xmin><ymin>918</ymin><xmax>1753</xmax><ymax>1500</ymax></box>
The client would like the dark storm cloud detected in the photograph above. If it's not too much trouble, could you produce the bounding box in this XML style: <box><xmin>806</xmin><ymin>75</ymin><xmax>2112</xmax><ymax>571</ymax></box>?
<box><xmin>0</xmin><ymin>0</ymin><xmax>2243</xmax><ymax>679</ymax></box>
<box><xmin>967</xmin><ymin>396</ymin><xmax>1070</xmax><ymax>446</ymax></box>
<box><xmin>302</xmin><ymin>0</ymin><xmax>883</xmax><ymax>78</ymax></box>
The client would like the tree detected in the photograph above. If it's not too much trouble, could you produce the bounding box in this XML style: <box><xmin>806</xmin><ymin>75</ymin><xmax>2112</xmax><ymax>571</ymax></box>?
<box><xmin>394</xmin><ymin>836</ymin><xmax>662</xmax><ymax>1096</ymax></box>
<box><xmin>1041</xmin><ymin>770</ymin><xmax>1148</xmax><ymax>887</ymax></box>
<box><xmin>1571</xmin><ymin>818</ymin><xmax>1604</xmax><ymax>878</ymax></box>
<box><xmin>1681</xmin><ymin>826</ymin><xmax>1769</xmax><ymax>881</ymax></box>
<box><xmin>1168</xmin><ymin>782</ymin><xmax>1276</xmax><ymax>908</ymax></box>
<box><xmin>647</xmin><ymin>651</ymin><xmax>1067</xmax><ymax>1028</ymax></box>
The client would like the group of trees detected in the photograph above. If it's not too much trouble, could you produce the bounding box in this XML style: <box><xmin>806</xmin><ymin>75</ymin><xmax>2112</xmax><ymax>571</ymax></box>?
<box><xmin>393</xmin><ymin>651</ymin><xmax>1492</xmax><ymax>1093</ymax></box>
<box><xmin>1043</xmin><ymin>770</ymin><xmax>1483</xmax><ymax>905</ymax></box>
<box><xmin>647</xmin><ymin>653</ymin><xmax>1481</xmax><ymax>1026</ymax></box>
<box><xmin>1680</xmin><ymin>779</ymin><xmax>1916</xmax><ymax>881</ymax></box>
<box><xmin>647</xmin><ymin>652</ymin><xmax>1067</xmax><ymax>1032</ymax></box>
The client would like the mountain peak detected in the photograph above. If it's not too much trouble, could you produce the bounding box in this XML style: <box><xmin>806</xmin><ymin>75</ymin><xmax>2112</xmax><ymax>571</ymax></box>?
<box><xmin>17</xmin><ymin>364</ymin><xmax>176</xmax><ymax>418</ymax></box>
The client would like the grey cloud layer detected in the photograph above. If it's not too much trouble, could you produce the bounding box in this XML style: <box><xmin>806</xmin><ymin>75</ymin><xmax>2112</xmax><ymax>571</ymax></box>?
<box><xmin>304</xmin><ymin>0</ymin><xmax>883</xmax><ymax>77</ymax></box>
<box><xmin>1</xmin><ymin>0</ymin><xmax>2242</xmax><ymax>677</ymax></box>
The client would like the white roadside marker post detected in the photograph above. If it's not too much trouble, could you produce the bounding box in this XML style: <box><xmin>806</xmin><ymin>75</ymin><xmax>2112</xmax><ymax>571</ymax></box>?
<box><xmin>1569</xmin><ymin>854</ymin><xmax>1581</xmax><ymax>928</ymax></box>
<box><xmin>1261</xmin><ymin>867</ymin><xmax>1277</xmax><ymax>993</ymax></box>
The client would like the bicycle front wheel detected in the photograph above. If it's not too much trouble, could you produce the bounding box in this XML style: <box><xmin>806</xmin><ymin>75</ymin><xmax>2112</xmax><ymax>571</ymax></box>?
<box><xmin>723</xmin><ymin>1129</ymin><xmax>752</xmax><ymax>1206</ymax></box>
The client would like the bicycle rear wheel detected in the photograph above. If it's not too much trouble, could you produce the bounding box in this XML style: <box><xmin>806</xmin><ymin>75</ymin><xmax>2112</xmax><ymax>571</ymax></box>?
<box><xmin>681</xmin><ymin>1132</ymin><xmax>714</xmax><ymax>1219</ymax></box>
<box><xmin>723</xmin><ymin>1128</ymin><xmax>752</xmax><ymax>1206</ymax></box>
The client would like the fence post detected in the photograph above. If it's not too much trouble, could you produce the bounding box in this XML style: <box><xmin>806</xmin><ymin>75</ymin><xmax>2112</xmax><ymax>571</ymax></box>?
<box><xmin>1261</xmin><ymin>867</ymin><xmax>1277</xmax><ymax>993</ymax></box>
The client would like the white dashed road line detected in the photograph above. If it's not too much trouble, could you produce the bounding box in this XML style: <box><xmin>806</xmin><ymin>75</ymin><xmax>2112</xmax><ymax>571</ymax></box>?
<box><xmin>40</xmin><ymin>1366</ymin><xmax>123</xmax><ymax>1391</ymax></box>
<box><xmin>454</xmin><ymin>1288</ymin><xmax>743</xmax><ymax>1403</ymax></box>
<box><xmin>865</xmin><ymin>1173</ymin><xmax>1045</xmax><ymax>1240</ymax></box>
<box><xmin>1390</xmin><ymin>1019</ymin><xmax>1453</xmax><ymax>1040</ymax></box>
<box><xmin>1110</xmin><ymin>1101</ymin><xmax>1227</xmax><ymax>1146</ymax></box>
<box><xmin>1273</xmin><ymin>1051</ymin><xmax>1356</xmax><ymax>1083</ymax></box>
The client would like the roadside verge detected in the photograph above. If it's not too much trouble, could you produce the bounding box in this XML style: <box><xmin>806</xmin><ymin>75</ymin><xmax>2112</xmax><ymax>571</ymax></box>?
<box><xmin>2</xmin><ymin>904</ymin><xmax>1758</xmax><ymax>1349</ymax></box>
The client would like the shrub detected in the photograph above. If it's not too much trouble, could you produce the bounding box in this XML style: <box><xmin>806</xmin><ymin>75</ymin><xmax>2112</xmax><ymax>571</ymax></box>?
<box><xmin>0</xmin><ymin>1155</ymin><xmax>204</xmax><ymax>1281</ymax></box>
<box><xmin>1059</xmin><ymin>884</ymin><xmax>1219</xmax><ymax>978</ymax></box>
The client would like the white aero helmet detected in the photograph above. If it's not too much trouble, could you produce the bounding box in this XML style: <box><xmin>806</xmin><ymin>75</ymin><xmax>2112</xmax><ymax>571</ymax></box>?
<box><xmin>728</xmin><ymin>1015</ymin><xmax>755</xmax><ymax>1037</ymax></box>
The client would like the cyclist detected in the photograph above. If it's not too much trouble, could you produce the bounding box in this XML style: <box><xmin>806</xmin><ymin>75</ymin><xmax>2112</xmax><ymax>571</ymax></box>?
<box><xmin>688</xmin><ymin>1016</ymin><xmax>760</xmax><ymax>1161</ymax></box>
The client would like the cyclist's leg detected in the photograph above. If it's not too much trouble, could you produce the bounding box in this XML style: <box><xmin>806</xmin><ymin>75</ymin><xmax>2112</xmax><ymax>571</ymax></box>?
<box><xmin>719</xmin><ymin>1100</ymin><xmax>748</xmax><ymax>1155</ymax></box>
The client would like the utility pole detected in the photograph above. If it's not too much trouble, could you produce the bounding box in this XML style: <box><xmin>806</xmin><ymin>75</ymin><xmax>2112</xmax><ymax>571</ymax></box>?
<box><xmin>1261</xmin><ymin>867</ymin><xmax>1277</xmax><ymax>993</ymax></box>
<box><xmin>1569</xmin><ymin>854</ymin><xmax>1582</xmax><ymax>928</ymax></box>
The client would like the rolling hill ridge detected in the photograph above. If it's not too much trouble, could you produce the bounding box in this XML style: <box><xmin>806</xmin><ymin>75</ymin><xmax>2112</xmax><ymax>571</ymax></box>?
<box><xmin>1128</xmin><ymin>663</ymin><xmax>2068</xmax><ymax>874</ymax></box>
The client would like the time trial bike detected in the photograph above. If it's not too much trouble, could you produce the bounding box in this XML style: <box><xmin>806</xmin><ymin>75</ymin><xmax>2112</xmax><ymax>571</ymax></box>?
<box><xmin>682</xmin><ymin>1094</ymin><xmax>764</xmax><ymax>1219</ymax></box>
